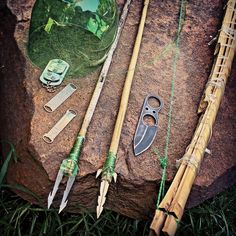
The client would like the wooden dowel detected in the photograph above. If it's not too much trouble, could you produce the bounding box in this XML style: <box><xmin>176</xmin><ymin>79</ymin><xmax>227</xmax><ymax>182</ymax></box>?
<box><xmin>150</xmin><ymin>164</ymin><xmax>187</xmax><ymax>235</ymax></box>
<box><xmin>79</xmin><ymin>0</ymin><xmax>132</xmax><ymax>137</ymax></box>
<box><xmin>110</xmin><ymin>0</ymin><xmax>150</xmax><ymax>154</ymax></box>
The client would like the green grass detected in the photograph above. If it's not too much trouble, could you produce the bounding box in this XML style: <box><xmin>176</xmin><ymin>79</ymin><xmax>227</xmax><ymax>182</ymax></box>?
<box><xmin>178</xmin><ymin>185</ymin><xmax>236</xmax><ymax>236</ymax></box>
<box><xmin>0</xmin><ymin>189</ymin><xmax>149</xmax><ymax>236</ymax></box>
<box><xmin>1</xmin><ymin>144</ymin><xmax>236</xmax><ymax>236</ymax></box>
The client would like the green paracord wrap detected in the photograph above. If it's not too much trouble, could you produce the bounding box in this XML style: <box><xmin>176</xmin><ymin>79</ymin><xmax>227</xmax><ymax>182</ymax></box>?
<box><xmin>102</xmin><ymin>151</ymin><xmax>116</xmax><ymax>181</ymax></box>
<box><xmin>60</xmin><ymin>135</ymin><xmax>85</xmax><ymax>177</ymax></box>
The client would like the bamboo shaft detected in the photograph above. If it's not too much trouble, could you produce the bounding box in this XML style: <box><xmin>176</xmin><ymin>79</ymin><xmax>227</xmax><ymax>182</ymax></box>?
<box><xmin>110</xmin><ymin>0</ymin><xmax>150</xmax><ymax>154</ymax></box>
<box><xmin>163</xmin><ymin>3</ymin><xmax>236</xmax><ymax>234</ymax></box>
<box><xmin>150</xmin><ymin>1</ymin><xmax>236</xmax><ymax>235</ymax></box>
<box><xmin>166</xmin><ymin>0</ymin><xmax>236</xmax><ymax>219</ymax></box>
<box><xmin>150</xmin><ymin>164</ymin><xmax>187</xmax><ymax>235</ymax></box>
<box><xmin>79</xmin><ymin>0</ymin><xmax>132</xmax><ymax>137</ymax></box>
<box><xmin>162</xmin><ymin>103</ymin><xmax>220</xmax><ymax>235</ymax></box>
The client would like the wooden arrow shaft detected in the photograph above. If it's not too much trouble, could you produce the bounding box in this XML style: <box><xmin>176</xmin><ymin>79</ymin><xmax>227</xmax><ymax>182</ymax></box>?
<box><xmin>110</xmin><ymin>0</ymin><xmax>150</xmax><ymax>154</ymax></box>
<box><xmin>78</xmin><ymin>0</ymin><xmax>132</xmax><ymax>138</ymax></box>
<box><xmin>96</xmin><ymin>0</ymin><xmax>150</xmax><ymax>218</ymax></box>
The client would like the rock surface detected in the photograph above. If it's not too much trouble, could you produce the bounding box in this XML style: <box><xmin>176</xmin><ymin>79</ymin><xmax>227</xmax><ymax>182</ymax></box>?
<box><xmin>0</xmin><ymin>0</ymin><xmax>236</xmax><ymax>219</ymax></box>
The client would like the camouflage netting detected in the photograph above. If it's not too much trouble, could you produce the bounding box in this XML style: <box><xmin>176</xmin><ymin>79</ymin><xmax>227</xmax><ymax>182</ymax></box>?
<box><xmin>28</xmin><ymin>0</ymin><xmax>118</xmax><ymax>77</ymax></box>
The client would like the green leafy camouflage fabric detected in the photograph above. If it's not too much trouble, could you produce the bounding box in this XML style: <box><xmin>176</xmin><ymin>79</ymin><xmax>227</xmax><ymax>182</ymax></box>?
<box><xmin>28</xmin><ymin>0</ymin><xmax>118</xmax><ymax>77</ymax></box>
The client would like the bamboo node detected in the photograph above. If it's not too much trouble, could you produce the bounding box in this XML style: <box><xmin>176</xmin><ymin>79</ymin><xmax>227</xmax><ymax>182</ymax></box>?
<box><xmin>207</xmin><ymin>77</ymin><xmax>225</xmax><ymax>88</ymax></box>
<box><xmin>220</xmin><ymin>42</ymin><xmax>236</xmax><ymax>48</ymax></box>
<box><xmin>176</xmin><ymin>155</ymin><xmax>200</xmax><ymax>172</ymax></box>
<box><xmin>207</xmin><ymin>94</ymin><xmax>216</xmax><ymax>102</ymax></box>
<box><xmin>221</xmin><ymin>26</ymin><xmax>236</xmax><ymax>40</ymax></box>
<box><xmin>225</xmin><ymin>0</ymin><xmax>236</xmax><ymax>11</ymax></box>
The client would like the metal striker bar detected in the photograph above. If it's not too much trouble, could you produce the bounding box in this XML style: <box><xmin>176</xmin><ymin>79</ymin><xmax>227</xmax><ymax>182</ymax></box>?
<box><xmin>47</xmin><ymin>0</ymin><xmax>133</xmax><ymax>212</ymax></box>
<box><xmin>44</xmin><ymin>83</ymin><xmax>77</xmax><ymax>113</ymax></box>
<box><xmin>43</xmin><ymin>109</ymin><xmax>77</xmax><ymax>143</ymax></box>
<box><xmin>96</xmin><ymin>0</ymin><xmax>150</xmax><ymax>218</ymax></box>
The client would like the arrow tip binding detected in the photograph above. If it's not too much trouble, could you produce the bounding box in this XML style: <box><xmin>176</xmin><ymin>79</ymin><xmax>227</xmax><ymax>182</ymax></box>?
<box><xmin>96</xmin><ymin>180</ymin><xmax>110</xmax><ymax>218</ymax></box>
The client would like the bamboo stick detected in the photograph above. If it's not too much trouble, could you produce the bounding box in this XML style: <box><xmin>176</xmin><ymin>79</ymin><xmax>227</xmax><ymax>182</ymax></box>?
<box><xmin>110</xmin><ymin>0</ymin><xmax>150</xmax><ymax>154</ymax></box>
<box><xmin>163</xmin><ymin>4</ymin><xmax>236</xmax><ymax>234</ymax></box>
<box><xmin>149</xmin><ymin>163</ymin><xmax>187</xmax><ymax>235</ymax></box>
<box><xmin>150</xmin><ymin>1</ymin><xmax>236</xmax><ymax>235</ymax></box>
<box><xmin>79</xmin><ymin>0</ymin><xmax>132</xmax><ymax>137</ymax></box>
<box><xmin>96</xmin><ymin>0</ymin><xmax>150</xmax><ymax>218</ymax></box>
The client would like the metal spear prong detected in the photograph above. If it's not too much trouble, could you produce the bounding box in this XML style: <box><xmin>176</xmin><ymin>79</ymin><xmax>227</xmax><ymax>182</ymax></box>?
<box><xmin>59</xmin><ymin>176</ymin><xmax>76</xmax><ymax>213</ymax></box>
<box><xmin>48</xmin><ymin>169</ymin><xmax>64</xmax><ymax>209</ymax></box>
<box><xmin>96</xmin><ymin>179</ymin><xmax>110</xmax><ymax>218</ymax></box>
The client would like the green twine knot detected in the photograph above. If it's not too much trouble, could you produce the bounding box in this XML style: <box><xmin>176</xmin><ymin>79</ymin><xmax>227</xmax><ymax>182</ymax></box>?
<box><xmin>153</xmin><ymin>148</ymin><xmax>167</xmax><ymax>169</ymax></box>
<box><xmin>160</xmin><ymin>157</ymin><xmax>167</xmax><ymax>169</ymax></box>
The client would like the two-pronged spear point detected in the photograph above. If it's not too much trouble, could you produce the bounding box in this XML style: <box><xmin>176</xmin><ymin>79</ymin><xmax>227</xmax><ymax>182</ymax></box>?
<box><xmin>96</xmin><ymin>0</ymin><xmax>150</xmax><ymax>218</ymax></box>
<box><xmin>48</xmin><ymin>136</ymin><xmax>84</xmax><ymax>213</ymax></box>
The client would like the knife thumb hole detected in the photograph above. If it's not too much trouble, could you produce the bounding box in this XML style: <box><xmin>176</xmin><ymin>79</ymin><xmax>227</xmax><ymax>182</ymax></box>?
<box><xmin>143</xmin><ymin>115</ymin><xmax>156</xmax><ymax>126</ymax></box>
<box><xmin>147</xmin><ymin>97</ymin><xmax>162</xmax><ymax>109</ymax></box>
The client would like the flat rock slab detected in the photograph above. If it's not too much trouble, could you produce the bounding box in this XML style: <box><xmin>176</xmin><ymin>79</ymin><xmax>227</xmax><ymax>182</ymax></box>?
<box><xmin>1</xmin><ymin>0</ymin><xmax>236</xmax><ymax>219</ymax></box>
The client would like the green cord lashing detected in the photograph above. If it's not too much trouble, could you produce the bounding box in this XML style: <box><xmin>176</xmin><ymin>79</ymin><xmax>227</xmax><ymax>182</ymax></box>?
<box><xmin>60</xmin><ymin>135</ymin><xmax>85</xmax><ymax>177</ymax></box>
<box><xmin>102</xmin><ymin>151</ymin><xmax>117</xmax><ymax>180</ymax></box>
<box><xmin>155</xmin><ymin>0</ymin><xmax>187</xmax><ymax>209</ymax></box>
<box><xmin>69</xmin><ymin>135</ymin><xmax>85</xmax><ymax>162</ymax></box>
<box><xmin>159</xmin><ymin>157</ymin><xmax>167</xmax><ymax>169</ymax></box>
